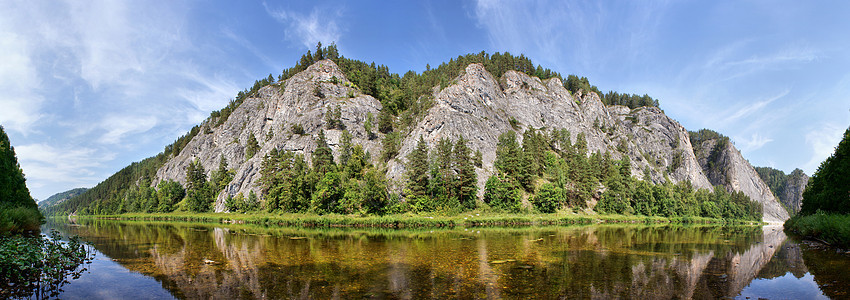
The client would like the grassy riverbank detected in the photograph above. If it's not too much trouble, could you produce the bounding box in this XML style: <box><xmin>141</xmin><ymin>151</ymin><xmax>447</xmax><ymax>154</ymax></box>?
<box><xmin>784</xmin><ymin>213</ymin><xmax>850</xmax><ymax>249</ymax></box>
<box><xmin>66</xmin><ymin>211</ymin><xmax>760</xmax><ymax>228</ymax></box>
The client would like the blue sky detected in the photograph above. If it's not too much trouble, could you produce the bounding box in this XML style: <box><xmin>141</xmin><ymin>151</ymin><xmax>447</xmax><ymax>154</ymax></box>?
<box><xmin>1</xmin><ymin>0</ymin><xmax>848</xmax><ymax>200</ymax></box>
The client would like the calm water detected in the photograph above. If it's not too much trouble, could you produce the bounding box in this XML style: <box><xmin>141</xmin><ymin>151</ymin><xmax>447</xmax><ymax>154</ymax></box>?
<box><xmin>42</xmin><ymin>219</ymin><xmax>850</xmax><ymax>299</ymax></box>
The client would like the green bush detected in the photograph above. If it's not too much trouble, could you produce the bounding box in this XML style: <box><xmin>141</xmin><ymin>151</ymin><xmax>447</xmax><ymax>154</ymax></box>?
<box><xmin>483</xmin><ymin>175</ymin><xmax>521</xmax><ymax>212</ymax></box>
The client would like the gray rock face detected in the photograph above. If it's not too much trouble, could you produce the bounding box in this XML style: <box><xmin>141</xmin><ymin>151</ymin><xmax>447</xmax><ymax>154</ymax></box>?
<box><xmin>780</xmin><ymin>169</ymin><xmax>809</xmax><ymax>213</ymax></box>
<box><xmin>693</xmin><ymin>139</ymin><xmax>790</xmax><ymax>222</ymax></box>
<box><xmin>153</xmin><ymin>60</ymin><xmax>789</xmax><ymax>222</ymax></box>
<box><xmin>153</xmin><ymin>60</ymin><xmax>384</xmax><ymax>212</ymax></box>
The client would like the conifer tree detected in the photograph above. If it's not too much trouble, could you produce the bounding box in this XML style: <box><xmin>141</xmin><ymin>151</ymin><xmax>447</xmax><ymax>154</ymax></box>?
<box><xmin>313</xmin><ymin>130</ymin><xmax>336</xmax><ymax>174</ymax></box>
<box><xmin>405</xmin><ymin>136</ymin><xmax>430</xmax><ymax>198</ymax></box>
<box><xmin>246</xmin><ymin>132</ymin><xmax>260</xmax><ymax>159</ymax></box>
<box><xmin>185</xmin><ymin>160</ymin><xmax>212</xmax><ymax>212</ymax></box>
<box><xmin>453</xmin><ymin>136</ymin><xmax>477</xmax><ymax>209</ymax></box>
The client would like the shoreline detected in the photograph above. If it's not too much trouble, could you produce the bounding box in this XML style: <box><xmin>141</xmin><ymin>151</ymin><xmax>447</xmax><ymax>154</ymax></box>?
<box><xmin>54</xmin><ymin>212</ymin><xmax>763</xmax><ymax>228</ymax></box>
<box><xmin>784</xmin><ymin>213</ymin><xmax>850</xmax><ymax>249</ymax></box>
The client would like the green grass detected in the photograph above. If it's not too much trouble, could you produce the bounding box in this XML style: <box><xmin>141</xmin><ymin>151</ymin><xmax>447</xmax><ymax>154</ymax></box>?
<box><xmin>784</xmin><ymin>212</ymin><xmax>850</xmax><ymax>249</ymax></box>
<box><xmin>67</xmin><ymin>210</ymin><xmax>760</xmax><ymax>229</ymax></box>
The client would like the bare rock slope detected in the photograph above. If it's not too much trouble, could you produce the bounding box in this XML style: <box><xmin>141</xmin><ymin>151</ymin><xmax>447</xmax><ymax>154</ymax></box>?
<box><xmin>154</xmin><ymin>60</ymin><xmax>788</xmax><ymax>222</ymax></box>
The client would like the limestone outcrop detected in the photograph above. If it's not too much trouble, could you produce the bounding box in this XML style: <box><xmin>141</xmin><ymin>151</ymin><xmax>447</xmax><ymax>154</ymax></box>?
<box><xmin>152</xmin><ymin>59</ymin><xmax>789</xmax><ymax>221</ymax></box>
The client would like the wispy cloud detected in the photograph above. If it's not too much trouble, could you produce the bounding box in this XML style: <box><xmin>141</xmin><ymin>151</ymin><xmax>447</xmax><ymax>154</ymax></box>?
<box><xmin>0</xmin><ymin>18</ymin><xmax>44</xmax><ymax>135</ymax></box>
<box><xmin>15</xmin><ymin>143</ymin><xmax>115</xmax><ymax>191</ymax></box>
<box><xmin>736</xmin><ymin>133</ymin><xmax>774</xmax><ymax>153</ymax></box>
<box><xmin>721</xmin><ymin>89</ymin><xmax>788</xmax><ymax>124</ymax></box>
<box><xmin>0</xmin><ymin>1</ymin><xmax>241</xmax><ymax>199</ymax></box>
<box><xmin>803</xmin><ymin>123</ymin><xmax>845</xmax><ymax>174</ymax></box>
<box><xmin>264</xmin><ymin>3</ymin><xmax>344</xmax><ymax>50</ymax></box>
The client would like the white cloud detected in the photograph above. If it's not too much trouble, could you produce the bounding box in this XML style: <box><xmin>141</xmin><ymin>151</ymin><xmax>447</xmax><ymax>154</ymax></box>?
<box><xmin>803</xmin><ymin>123</ymin><xmax>845</xmax><ymax>174</ymax></box>
<box><xmin>265</xmin><ymin>3</ymin><xmax>344</xmax><ymax>50</ymax></box>
<box><xmin>0</xmin><ymin>21</ymin><xmax>44</xmax><ymax>135</ymax></box>
<box><xmin>15</xmin><ymin>143</ymin><xmax>115</xmax><ymax>191</ymax></box>
<box><xmin>722</xmin><ymin>89</ymin><xmax>788</xmax><ymax>124</ymax></box>
<box><xmin>97</xmin><ymin>115</ymin><xmax>158</xmax><ymax>145</ymax></box>
<box><xmin>736</xmin><ymin>133</ymin><xmax>774</xmax><ymax>153</ymax></box>
<box><xmin>0</xmin><ymin>1</ymin><xmax>242</xmax><ymax>199</ymax></box>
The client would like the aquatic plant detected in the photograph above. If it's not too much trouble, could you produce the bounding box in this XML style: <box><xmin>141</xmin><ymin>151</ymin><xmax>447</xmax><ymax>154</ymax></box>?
<box><xmin>0</xmin><ymin>230</ymin><xmax>95</xmax><ymax>299</ymax></box>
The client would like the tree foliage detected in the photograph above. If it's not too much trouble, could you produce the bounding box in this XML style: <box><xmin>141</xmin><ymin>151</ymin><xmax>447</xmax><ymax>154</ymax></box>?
<box><xmin>0</xmin><ymin>125</ymin><xmax>42</xmax><ymax>232</ymax></box>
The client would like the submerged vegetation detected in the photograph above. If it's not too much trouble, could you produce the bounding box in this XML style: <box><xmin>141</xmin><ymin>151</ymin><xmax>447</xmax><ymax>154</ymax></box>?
<box><xmin>785</xmin><ymin>126</ymin><xmax>850</xmax><ymax>247</ymax></box>
<box><xmin>0</xmin><ymin>230</ymin><xmax>95</xmax><ymax>299</ymax></box>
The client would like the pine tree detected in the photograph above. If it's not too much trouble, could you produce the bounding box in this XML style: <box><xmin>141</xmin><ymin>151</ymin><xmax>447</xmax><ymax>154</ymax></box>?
<box><xmin>453</xmin><ymin>136</ymin><xmax>477</xmax><ymax>209</ymax></box>
<box><xmin>339</xmin><ymin>130</ymin><xmax>353</xmax><ymax>167</ymax></box>
<box><xmin>246</xmin><ymin>132</ymin><xmax>260</xmax><ymax>159</ymax></box>
<box><xmin>405</xmin><ymin>136</ymin><xmax>430</xmax><ymax>198</ymax></box>
<box><xmin>313</xmin><ymin>130</ymin><xmax>336</xmax><ymax>174</ymax></box>
<box><xmin>185</xmin><ymin>160</ymin><xmax>212</xmax><ymax>212</ymax></box>
<box><xmin>434</xmin><ymin>137</ymin><xmax>455</xmax><ymax>200</ymax></box>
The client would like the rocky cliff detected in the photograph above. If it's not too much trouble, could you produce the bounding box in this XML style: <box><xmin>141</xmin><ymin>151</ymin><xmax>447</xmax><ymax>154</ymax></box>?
<box><xmin>692</xmin><ymin>139</ymin><xmax>790</xmax><ymax>222</ymax></box>
<box><xmin>152</xmin><ymin>59</ymin><xmax>788</xmax><ymax>221</ymax></box>
<box><xmin>755</xmin><ymin>167</ymin><xmax>808</xmax><ymax>214</ymax></box>
<box><xmin>780</xmin><ymin>169</ymin><xmax>808</xmax><ymax>213</ymax></box>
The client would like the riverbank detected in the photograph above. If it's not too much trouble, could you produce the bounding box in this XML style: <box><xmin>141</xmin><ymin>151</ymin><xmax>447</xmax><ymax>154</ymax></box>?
<box><xmin>62</xmin><ymin>211</ymin><xmax>761</xmax><ymax>228</ymax></box>
<box><xmin>784</xmin><ymin>213</ymin><xmax>850</xmax><ymax>249</ymax></box>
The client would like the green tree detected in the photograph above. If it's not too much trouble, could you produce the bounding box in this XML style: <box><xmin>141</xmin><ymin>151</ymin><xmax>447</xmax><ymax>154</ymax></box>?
<box><xmin>405</xmin><ymin>136</ymin><xmax>430</xmax><ymax>198</ymax></box>
<box><xmin>0</xmin><ymin>125</ymin><xmax>42</xmax><ymax>232</ymax></box>
<box><xmin>156</xmin><ymin>180</ymin><xmax>184</xmax><ymax>213</ymax></box>
<box><xmin>364</xmin><ymin>112</ymin><xmax>375</xmax><ymax>140</ymax></box>
<box><xmin>533</xmin><ymin>183</ymin><xmax>564</xmax><ymax>213</ymax></box>
<box><xmin>483</xmin><ymin>175</ymin><xmax>521</xmax><ymax>212</ymax></box>
<box><xmin>185</xmin><ymin>160</ymin><xmax>213</xmax><ymax>212</ymax></box>
<box><xmin>494</xmin><ymin>131</ymin><xmax>531</xmax><ymax>190</ymax></box>
<box><xmin>452</xmin><ymin>136</ymin><xmax>477</xmax><ymax>209</ymax></box>
<box><xmin>246</xmin><ymin>132</ymin><xmax>260</xmax><ymax>159</ymax></box>
<box><xmin>313</xmin><ymin>130</ymin><xmax>336</xmax><ymax>174</ymax></box>
<box><xmin>210</xmin><ymin>157</ymin><xmax>234</xmax><ymax>192</ymax></box>
<box><xmin>378</xmin><ymin>109</ymin><xmax>393</xmax><ymax>133</ymax></box>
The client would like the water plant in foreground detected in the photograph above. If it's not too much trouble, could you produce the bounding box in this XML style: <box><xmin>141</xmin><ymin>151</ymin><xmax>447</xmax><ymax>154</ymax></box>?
<box><xmin>0</xmin><ymin>230</ymin><xmax>95</xmax><ymax>299</ymax></box>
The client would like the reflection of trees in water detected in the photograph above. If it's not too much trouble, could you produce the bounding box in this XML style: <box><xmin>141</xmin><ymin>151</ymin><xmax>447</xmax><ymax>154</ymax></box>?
<box><xmin>56</xmin><ymin>221</ymin><xmax>828</xmax><ymax>299</ymax></box>
<box><xmin>800</xmin><ymin>240</ymin><xmax>850</xmax><ymax>299</ymax></box>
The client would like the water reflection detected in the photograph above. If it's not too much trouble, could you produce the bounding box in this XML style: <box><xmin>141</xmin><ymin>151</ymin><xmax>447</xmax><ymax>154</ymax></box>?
<box><xmin>46</xmin><ymin>220</ymin><xmax>849</xmax><ymax>299</ymax></box>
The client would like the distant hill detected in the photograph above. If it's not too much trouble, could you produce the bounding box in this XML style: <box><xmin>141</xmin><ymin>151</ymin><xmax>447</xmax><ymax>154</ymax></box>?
<box><xmin>38</xmin><ymin>188</ymin><xmax>88</xmax><ymax>210</ymax></box>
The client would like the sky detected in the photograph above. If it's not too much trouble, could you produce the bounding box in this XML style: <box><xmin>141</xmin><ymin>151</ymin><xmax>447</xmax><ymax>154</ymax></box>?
<box><xmin>1</xmin><ymin>0</ymin><xmax>848</xmax><ymax>200</ymax></box>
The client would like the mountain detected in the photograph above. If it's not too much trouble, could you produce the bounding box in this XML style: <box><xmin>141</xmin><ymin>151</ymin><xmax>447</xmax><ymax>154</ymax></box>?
<box><xmin>755</xmin><ymin>167</ymin><xmax>808</xmax><ymax>214</ymax></box>
<box><xmin>55</xmin><ymin>49</ymin><xmax>790</xmax><ymax>222</ymax></box>
<box><xmin>38</xmin><ymin>188</ymin><xmax>88</xmax><ymax>210</ymax></box>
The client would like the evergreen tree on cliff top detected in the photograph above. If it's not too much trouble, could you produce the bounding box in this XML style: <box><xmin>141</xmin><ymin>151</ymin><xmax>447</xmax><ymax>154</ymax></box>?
<box><xmin>0</xmin><ymin>125</ymin><xmax>43</xmax><ymax>232</ymax></box>
<box><xmin>800</xmin><ymin>126</ymin><xmax>850</xmax><ymax>215</ymax></box>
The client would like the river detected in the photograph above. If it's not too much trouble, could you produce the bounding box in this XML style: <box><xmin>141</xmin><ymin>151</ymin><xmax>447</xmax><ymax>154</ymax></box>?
<box><xmin>41</xmin><ymin>219</ymin><xmax>849</xmax><ymax>299</ymax></box>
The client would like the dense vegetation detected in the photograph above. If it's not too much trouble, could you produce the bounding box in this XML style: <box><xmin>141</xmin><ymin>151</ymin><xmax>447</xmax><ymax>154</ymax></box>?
<box><xmin>479</xmin><ymin>129</ymin><xmax>761</xmax><ymax>220</ymax></box>
<box><xmin>254</xmin><ymin>130</ymin><xmax>391</xmax><ymax>215</ymax></box>
<box><xmin>37</xmin><ymin>188</ymin><xmax>88</xmax><ymax>209</ymax></box>
<box><xmin>785</xmin><ymin>126</ymin><xmax>850</xmax><ymax>247</ymax></box>
<box><xmin>0</xmin><ymin>125</ymin><xmax>42</xmax><ymax>232</ymax></box>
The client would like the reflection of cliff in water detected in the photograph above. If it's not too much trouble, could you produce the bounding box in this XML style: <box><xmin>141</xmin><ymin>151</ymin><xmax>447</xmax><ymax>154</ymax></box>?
<box><xmin>54</xmin><ymin>221</ymin><xmax>812</xmax><ymax>299</ymax></box>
